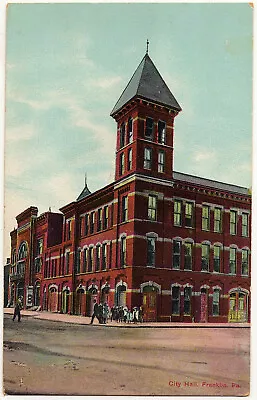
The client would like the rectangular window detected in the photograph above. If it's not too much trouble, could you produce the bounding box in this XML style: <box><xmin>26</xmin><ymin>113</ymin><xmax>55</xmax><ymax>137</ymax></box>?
<box><xmin>184</xmin><ymin>287</ymin><xmax>192</xmax><ymax>315</ymax></box>
<box><xmin>185</xmin><ymin>202</ymin><xmax>194</xmax><ymax>227</ymax></box>
<box><xmin>184</xmin><ymin>242</ymin><xmax>192</xmax><ymax>270</ymax></box>
<box><xmin>213</xmin><ymin>289</ymin><xmax>220</xmax><ymax>316</ymax></box>
<box><xmin>120</xmin><ymin>153</ymin><xmax>125</xmax><ymax>175</ymax></box>
<box><xmin>103</xmin><ymin>206</ymin><xmax>108</xmax><ymax>229</ymax></box>
<box><xmin>158</xmin><ymin>120</ymin><xmax>166</xmax><ymax>144</ymax></box>
<box><xmin>120</xmin><ymin>237</ymin><xmax>126</xmax><ymax>267</ymax></box>
<box><xmin>79</xmin><ymin>217</ymin><xmax>83</xmax><ymax>237</ymax></box>
<box><xmin>90</xmin><ymin>212</ymin><xmax>95</xmax><ymax>234</ymax></box>
<box><xmin>84</xmin><ymin>214</ymin><xmax>89</xmax><ymax>236</ymax></box>
<box><xmin>174</xmin><ymin>200</ymin><xmax>182</xmax><ymax>226</ymax></box>
<box><xmin>173</xmin><ymin>240</ymin><xmax>181</xmax><ymax>269</ymax></box>
<box><xmin>202</xmin><ymin>205</ymin><xmax>210</xmax><ymax>231</ymax></box>
<box><xmin>120</xmin><ymin>123</ymin><xmax>125</xmax><ymax>148</ymax></box>
<box><xmin>229</xmin><ymin>248</ymin><xmax>236</xmax><ymax>274</ymax></box>
<box><xmin>128</xmin><ymin>148</ymin><xmax>132</xmax><ymax>171</ymax></box>
<box><xmin>97</xmin><ymin>208</ymin><xmax>102</xmax><ymax>231</ymax></box>
<box><xmin>144</xmin><ymin>147</ymin><xmax>152</xmax><ymax>169</ymax></box>
<box><xmin>201</xmin><ymin>244</ymin><xmax>210</xmax><ymax>271</ymax></box>
<box><xmin>158</xmin><ymin>150</ymin><xmax>165</xmax><ymax>173</ymax></box>
<box><xmin>147</xmin><ymin>237</ymin><xmax>156</xmax><ymax>266</ymax></box>
<box><xmin>102</xmin><ymin>243</ymin><xmax>107</xmax><ymax>270</ymax></box>
<box><xmin>96</xmin><ymin>246</ymin><xmax>101</xmax><ymax>271</ymax></box>
<box><xmin>128</xmin><ymin>118</ymin><xmax>133</xmax><ymax>143</ymax></box>
<box><xmin>145</xmin><ymin>117</ymin><xmax>154</xmax><ymax>139</ymax></box>
<box><xmin>214</xmin><ymin>208</ymin><xmax>222</xmax><ymax>233</ymax></box>
<box><xmin>213</xmin><ymin>245</ymin><xmax>221</xmax><ymax>273</ymax></box>
<box><xmin>148</xmin><ymin>195</ymin><xmax>157</xmax><ymax>221</ymax></box>
<box><xmin>230</xmin><ymin>210</ymin><xmax>237</xmax><ymax>235</ymax></box>
<box><xmin>67</xmin><ymin>220</ymin><xmax>72</xmax><ymax>240</ymax></box>
<box><xmin>109</xmin><ymin>241</ymin><xmax>112</xmax><ymax>269</ymax></box>
<box><xmin>76</xmin><ymin>250</ymin><xmax>81</xmax><ymax>274</ymax></box>
<box><xmin>65</xmin><ymin>252</ymin><xmax>70</xmax><ymax>274</ymax></box>
<box><xmin>172</xmin><ymin>286</ymin><xmax>180</xmax><ymax>315</ymax></box>
<box><xmin>241</xmin><ymin>249</ymin><xmax>249</xmax><ymax>276</ymax></box>
<box><xmin>83</xmin><ymin>248</ymin><xmax>87</xmax><ymax>272</ymax></box>
<box><xmin>88</xmin><ymin>248</ymin><xmax>93</xmax><ymax>272</ymax></box>
<box><xmin>36</xmin><ymin>238</ymin><xmax>43</xmax><ymax>256</ymax></box>
<box><xmin>121</xmin><ymin>195</ymin><xmax>128</xmax><ymax>222</ymax></box>
<box><xmin>242</xmin><ymin>213</ymin><xmax>249</xmax><ymax>237</ymax></box>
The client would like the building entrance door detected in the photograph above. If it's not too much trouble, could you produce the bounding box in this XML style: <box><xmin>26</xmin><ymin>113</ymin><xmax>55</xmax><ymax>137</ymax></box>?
<box><xmin>48</xmin><ymin>288</ymin><xmax>58</xmax><ymax>312</ymax></box>
<box><xmin>228</xmin><ymin>291</ymin><xmax>248</xmax><ymax>322</ymax></box>
<box><xmin>76</xmin><ymin>289</ymin><xmax>84</xmax><ymax>315</ymax></box>
<box><xmin>200</xmin><ymin>288</ymin><xmax>208</xmax><ymax>322</ymax></box>
<box><xmin>142</xmin><ymin>286</ymin><xmax>158</xmax><ymax>322</ymax></box>
<box><xmin>86</xmin><ymin>288</ymin><xmax>98</xmax><ymax>316</ymax></box>
<box><xmin>62</xmin><ymin>289</ymin><xmax>69</xmax><ymax>314</ymax></box>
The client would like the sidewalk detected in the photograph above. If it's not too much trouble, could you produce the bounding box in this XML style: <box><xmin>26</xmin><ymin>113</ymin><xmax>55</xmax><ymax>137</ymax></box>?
<box><xmin>4</xmin><ymin>308</ymin><xmax>250</xmax><ymax>328</ymax></box>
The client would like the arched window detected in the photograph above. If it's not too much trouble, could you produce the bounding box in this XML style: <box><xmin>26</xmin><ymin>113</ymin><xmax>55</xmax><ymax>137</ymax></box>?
<box><xmin>18</xmin><ymin>242</ymin><xmax>28</xmax><ymax>260</ymax></box>
<box><xmin>127</xmin><ymin>117</ymin><xmax>133</xmax><ymax>143</ymax></box>
<box><xmin>120</xmin><ymin>123</ymin><xmax>125</xmax><ymax>148</ymax></box>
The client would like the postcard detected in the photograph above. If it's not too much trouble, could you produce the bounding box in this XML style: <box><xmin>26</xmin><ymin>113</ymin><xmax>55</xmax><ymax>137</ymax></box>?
<box><xmin>2</xmin><ymin>1</ymin><xmax>253</xmax><ymax>397</ymax></box>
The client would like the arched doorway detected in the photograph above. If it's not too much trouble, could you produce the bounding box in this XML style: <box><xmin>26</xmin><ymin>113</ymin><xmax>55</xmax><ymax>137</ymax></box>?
<box><xmin>229</xmin><ymin>290</ymin><xmax>248</xmax><ymax>322</ymax></box>
<box><xmin>142</xmin><ymin>285</ymin><xmax>158</xmax><ymax>322</ymax></box>
<box><xmin>34</xmin><ymin>282</ymin><xmax>40</xmax><ymax>307</ymax></box>
<box><xmin>48</xmin><ymin>287</ymin><xmax>58</xmax><ymax>312</ymax></box>
<box><xmin>101</xmin><ymin>284</ymin><xmax>110</xmax><ymax>305</ymax></box>
<box><xmin>62</xmin><ymin>287</ymin><xmax>70</xmax><ymax>314</ymax></box>
<box><xmin>86</xmin><ymin>286</ymin><xmax>98</xmax><ymax>316</ymax></box>
<box><xmin>115</xmin><ymin>283</ymin><xmax>127</xmax><ymax>307</ymax></box>
<box><xmin>75</xmin><ymin>287</ymin><xmax>85</xmax><ymax>315</ymax></box>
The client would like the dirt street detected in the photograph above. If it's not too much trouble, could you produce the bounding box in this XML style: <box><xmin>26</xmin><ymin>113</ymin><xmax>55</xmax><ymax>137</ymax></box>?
<box><xmin>3</xmin><ymin>315</ymin><xmax>250</xmax><ymax>396</ymax></box>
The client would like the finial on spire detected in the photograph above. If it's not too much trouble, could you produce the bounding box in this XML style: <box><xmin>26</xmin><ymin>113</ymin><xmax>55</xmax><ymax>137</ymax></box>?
<box><xmin>85</xmin><ymin>172</ymin><xmax>87</xmax><ymax>187</ymax></box>
<box><xmin>146</xmin><ymin>39</ymin><xmax>149</xmax><ymax>55</ymax></box>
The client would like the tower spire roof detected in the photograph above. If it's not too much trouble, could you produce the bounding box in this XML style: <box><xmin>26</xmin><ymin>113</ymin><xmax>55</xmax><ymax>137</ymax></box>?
<box><xmin>110</xmin><ymin>52</ymin><xmax>181</xmax><ymax>116</ymax></box>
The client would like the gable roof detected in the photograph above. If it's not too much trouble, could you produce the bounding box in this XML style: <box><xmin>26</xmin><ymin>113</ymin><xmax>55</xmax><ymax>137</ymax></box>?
<box><xmin>76</xmin><ymin>183</ymin><xmax>91</xmax><ymax>201</ymax></box>
<box><xmin>111</xmin><ymin>54</ymin><xmax>181</xmax><ymax>116</ymax></box>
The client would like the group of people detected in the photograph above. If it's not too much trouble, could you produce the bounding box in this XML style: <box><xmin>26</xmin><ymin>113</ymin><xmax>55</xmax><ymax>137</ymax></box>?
<box><xmin>90</xmin><ymin>300</ymin><xmax>144</xmax><ymax>324</ymax></box>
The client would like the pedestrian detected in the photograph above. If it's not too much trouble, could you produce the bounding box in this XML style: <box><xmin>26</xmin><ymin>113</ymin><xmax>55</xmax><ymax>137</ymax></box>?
<box><xmin>102</xmin><ymin>302</ymin><xmax>109</xmax><ymax>324</ymax></box>
<box><xmin>90</xmin><ymin>299</ymin><xmax>99</xmax><ymax>324</ymax></box>
<box><xmin>139</xmin><ymin>306</ymin><xmax>143</xmax><ymax>323</ymax></box>
<box><xmin>12</xmin><ymin>298</ymin><xmax>22</xmax><ymax>322</ymax></box>
<box><xmin>98</xmin><ymin>302</ymin><xmax>104</xmax><ymax>324</ymax></box>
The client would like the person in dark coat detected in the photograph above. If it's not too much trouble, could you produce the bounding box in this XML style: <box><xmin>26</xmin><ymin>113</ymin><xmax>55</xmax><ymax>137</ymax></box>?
<box><xmin>90</xmin><ymin>300</ymin><xmax>99</xmax><ymax>324</ymax></box>
<box><xmin>12</xmin><ymin>298</ymin><xmax>22</xmax><ymax>322</ymax></box>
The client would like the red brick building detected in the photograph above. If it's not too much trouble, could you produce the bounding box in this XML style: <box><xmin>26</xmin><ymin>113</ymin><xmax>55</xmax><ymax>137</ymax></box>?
<box><xmin>8</xmin><ymin>52</ymin><xmax>251</xmax><ymax>322</ymax></box>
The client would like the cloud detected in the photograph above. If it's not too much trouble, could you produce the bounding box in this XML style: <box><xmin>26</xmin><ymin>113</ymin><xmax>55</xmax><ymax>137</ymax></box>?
<box><xmin>5</xmin><ymin>123</ymin><xmax>36</xmax><ymax>142</ymax></box>
<box><xmin>193</xmin><ymin>149</ymin><xmax>217</xmax><ymax>163</ymax></box>
<box><xmin>92</xmin><ymin>76</ymin><xmax>122</xmax><ymax>89</ymax></box>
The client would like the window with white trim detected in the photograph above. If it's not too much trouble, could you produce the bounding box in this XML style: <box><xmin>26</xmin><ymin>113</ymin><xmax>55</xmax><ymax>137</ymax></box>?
<box><xmin>158</xmin><ymin>120</ymin><xmax>166</xmax><ymax>144</ymax></box>
<box><xmin>174</xmin><ymin>200</ymin><xmax>182</xmax><ymax>226</ymax></box>
<box><xmin>213</xmin><ymin>289</ymin><xmax>220</xmax><ymax>316</ymax></box>
<box><xmin>103</xmin><ymin>206</ymin><xmax>108</xmax><ymax>230</ymax></box>
<box><xmin>128</xmin><ymin>148</ymin><xmax>132</xmax><ymax>171</ymax></box>
<box><xmin>120</xmin><ymin>153</ymin><xmax>125</xmax><ymax>175</ymax></box>
<box><xmin>144</xmin><ymin>147</ymin><xmax>152</xmax><ymax>169</ymax></box>
<box><xmin>83</xmin><ymin>248</ymin><xmax>87</xmax><ymax>272</ymax></box>
<box><xmin>173</xmin><ymin>240</ymin><xmax>181</xmax><ymax>269</ymax></box>
<box><xmin>172</xmin><ymin>286</ymin><xmax>180</xmax><ymax>315</ymax></box>
<box><xmin>145</xmin><ymin>117</ymin><xmax>154</xmax><ymax>140</ymax></box>
<box><xmin>88</xmin><ymin>247</ymin><xmax>93</xmax><ymax>272</ymax></box>
<box><xmin>184</xmin><ymin>242</ymin><xmax>192</xmax><ymax>270</ymax></box>
<box><xmin>185</xmin><ymin>202</ymin><xmax>194</xmax><ymax>227</ymax></box>
<box><xmin>229</xmin><ymin>247</ymin><xmax>236</xmax><ymax>274</ymax></box>
<box><xmin>97</xmin><ymin>208</ymin><xmax>102</xmax><ymax>232</ymax></box>
<box><xmin>201</xmin><ymin>244</ymin><xmax>210</xmax><ymax>271</ymax></box>
<box><xmin>90</xmin><ymin>212</ymin><xmax>95</xmax><ymax>234</ymax></box>
<box><xmin>120</xmin><ymin>123</ymin><xmax>125</xmax><ymax>148</ymax></box>
<box><xmin>213</xmin><ymin>245</ymin><xmax>221</xmax><ymax>273</ymax></box>
<box><xmin>158</xmin><ymin>150</ymin><xmax>165</xmax><ymax>173</ymax></box>
<box><xmin>121</xmin><ymin>195</ymin><xmax>128</xmax><ymax>222</ymax></box>
<box><xmin>96</xmin><ymin>245</ymin><xmax>101</xmax><ymax>271</ymax></box>
<box><xmin>102</xmin><ymin>243</ymin><xmax>107</xmax><ymax>270</ymax></box>
<box><xmin>84</xmin><ymin>214</ymin><xmax>89</xmax><ymax>236</ymax></box>
<box><xmin>214</xmin><ymin>208</ymin><xmax>222</xmax><ymax>233</ymax></box>
<box><xmin>147</xmin><ymin>236</ymin><xmax>156</xmax><ymax>266</ymax></box>
<box><xmin>148</xmin><ymin>195</ymin><xmax>157</xmax><ymax>221</ymax></box>
<box><xmin>184</xmin><ymin>287</ymin><xmax>192</xmax><ymax>315</ymax></box>
<box><xmin>202</xmin><ymin>206</ymin><xmax>210</xmax><ymax>231</ymax></box>
<box><xmin>242</xmin><ymin>213</ymin><xmax>249</xmax><ymax>237</ymax></box>
<box><xmin>241</xmin><ymin>249</ymin><xmax>249</xmax><ymax>276</ymax></box>
<box><xmin>230</xmin><ymin>210</ymin><xmax>237</xmax><ymax>235</ymax></box>
<box><xmin>120</xmin><ymin>237</ymin><xmax>126</xmax><ymax>267</ymax></box>
<box><xmin>127</xmin><ymin>117</ymin><xmax>133</xmax><ymax>143</ymax></box>
<box><xmin>65</xmin><ymin>251</ymin><xmax>70</xmax><ymax>274</ymax></box>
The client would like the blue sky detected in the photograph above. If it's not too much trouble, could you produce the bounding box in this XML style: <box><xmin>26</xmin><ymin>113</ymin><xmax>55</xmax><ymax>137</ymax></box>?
<box><xmin>4</xmin><ymin>3</ymin><xmax>253</xmax><ymax>258</ymax></box>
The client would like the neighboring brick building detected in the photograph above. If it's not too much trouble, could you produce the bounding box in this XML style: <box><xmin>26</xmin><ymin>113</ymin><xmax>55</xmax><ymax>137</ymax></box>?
<box><xmin>8</xmin><ymin>51</ymin><xmax>251</xmax><ymax>322</ymax></box>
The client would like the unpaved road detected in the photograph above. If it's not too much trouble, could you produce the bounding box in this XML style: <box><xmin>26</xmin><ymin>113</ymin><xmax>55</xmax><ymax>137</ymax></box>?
<box><xmin>3</xmin><ymin>315</ymin><xmax>250</xmax><ymax>396</ymax></box>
